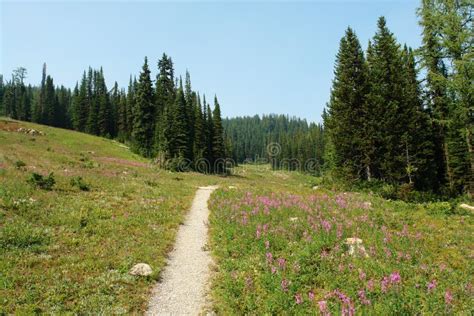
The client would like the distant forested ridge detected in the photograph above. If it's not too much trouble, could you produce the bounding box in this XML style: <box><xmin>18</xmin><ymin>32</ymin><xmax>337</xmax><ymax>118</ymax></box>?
<box><xmin>325</xmin><ymin>0</ymin><xmax>472</xmax><ymax>196</ymax></box>
<box><xmin>0</xmin><ymin>54</ymin><xmax>226</xmax><ymax>173</ymax></box>
<box><xmin>223</xmin><ymin>114</ymin><xmax>325</xmax><ymax>174</ymax></box>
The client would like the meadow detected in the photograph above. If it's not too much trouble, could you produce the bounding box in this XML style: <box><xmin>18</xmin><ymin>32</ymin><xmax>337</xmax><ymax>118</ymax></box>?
<box><xmin>1</xmin><ymin>118</ymin><xmax>473</xmax><ymax>314</ymax></box>
<box><xmin>209</xmin><ymin>181</ymin><xmax>474</xmax><ymax>314</ymax></box>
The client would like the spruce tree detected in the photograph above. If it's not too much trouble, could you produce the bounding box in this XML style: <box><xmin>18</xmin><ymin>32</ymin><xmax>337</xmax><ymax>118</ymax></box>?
<box><xmin>325</xmin><ymin>27</ymin><xmax>368</xmax><ymax>180</ymax></box>
<box><xmin>132</xmin><ymin>57</ymin><xmax>155</xmax><ymax>157</ymax></box>
<box><xmin>212</xmin><ymin>96</ymin><xmax>225</xmax><ymax>173</ymax></box>
<box><xmin>193</xmin><ymin>93</ymin><xmax>206</xmax><ymax>160</ymax></box>
<box><xmin>366</xmin><ymin>17</ymin><xmax>406</xmax><ymax>183</ymax></box>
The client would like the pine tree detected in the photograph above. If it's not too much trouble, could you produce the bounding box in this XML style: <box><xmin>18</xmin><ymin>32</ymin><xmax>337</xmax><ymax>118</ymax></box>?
<box><xmin>86</xmin><ymin>69</ymin><xmax>99</xmax><ymax>135</ymax></box>
<box><xmin>96</xmin><ymin>68</ymin><xmax>112</xmax><ymax>137</ymax></box>
<box><xmin>366</xmin><ymin>17</ymin><xmax>406</xmax><ymax>183</ymax></box>
<box><xmin>155</xmin><ymin>53</ymin><xmax>176</xmax><ymax>152</ymax></box>
<box><xmin>212</xmin><ymin>96</ymin><xmax>225</xmax><ymax>173</ymax></box>
<box><xmin>132</xmin><ymin>57</ymin><xmax>155</xmax><ymax>157</ymax></box>
<box><xmin>193</xmin><ymin>93</ymin><xmax>206</xmax><ymax>160</ymax></box>
<box><xmin>325</xmin><ymin>27</ymin><xmax>369</xmax><ymax>180</ymax></box>
<box><xmin>170</xmin><ymin>79</ymin><xmax>190</xmax><ymax>159</ymax></box>
<box><xmin>72</xmin><ymin>72</ymin><xmax>89</xmax><ymax>132</ymax></box>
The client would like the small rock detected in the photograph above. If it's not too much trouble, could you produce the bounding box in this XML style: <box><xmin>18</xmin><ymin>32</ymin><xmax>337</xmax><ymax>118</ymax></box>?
<box><xmin>289</xmin><ymin>217</ymin><xmax>298</xmax><ymax>222</ymax></box>
<box><xmin>345</xmin><ymin>237</ymin><xmax>369</xmax><ymax>258</ymax></box>
<box><xmin>312</xmin><ymin>186</ymin><xmax>319</xmax><ymax>190</ymax></box>
<box><xmin>129</xmin><ymin>263</ymin><xmax>152</xmax><ymax>276</ymax></box>
<box><xmin>228</xmin><ymin>186</ymin><xmax>236</xmax><ymax>189</ymax></box>
<box><xmin>459</xmin><ymin>203</ymin><xmax>474</xmax><ymax>212</ymax></box>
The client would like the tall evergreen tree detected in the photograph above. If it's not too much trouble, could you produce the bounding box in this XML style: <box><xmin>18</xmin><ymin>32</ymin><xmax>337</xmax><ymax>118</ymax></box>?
<box><xmin>325</xmin><ymin>27</ymin><xmax>369</xmax><ymax>180</ymax></box>
<box><xmin>132</xmin><ymin>57</ymin><xmax>155</xmax><ymax>157</ymax></box>
<box><xmin>212</xmin><ymin>96</ymin><xmax>225</xmax><ymax>172</ymax></box>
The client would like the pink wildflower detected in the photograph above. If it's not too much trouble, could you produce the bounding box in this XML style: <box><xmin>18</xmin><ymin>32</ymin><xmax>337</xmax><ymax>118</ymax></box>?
<box><xmin>265</xmin><ymin>240</ymin><xmax>270</xmax><ymax>249</ymax></box>
<box><xmin>445</xmin><ymin>290</ymin><xmax>453</xmax><ymax>305</ymax></box>
<box><xmin>366</xmin><ymin>279</ymin><xmax>374</xmax><ymax>292</ymax></box>
<box><xmin>358</xmin><ymin>289</ymin><xmax>371</xmax><ymax>305</ymax></box>
<box><xmin>427</xmin><ymin>280</ymin><xmax>437</xmax><ymax>292</ymax></box>
<box><xmin>381</xmin><ymin>276</ymin><xmax>389</xmax><ymax>293</ymax></box>
<box><xmin>295</xmin><ymin>293</ymin><xmax>303</xmax><ymax>304</ymax></box>
<box><xmin>318</xmin><ymin>300</ymin><xmax>329</xmax><ymax>314</ymax></box>
<box><xmin>308</xmin><ymin>290</ymin><xmax>315</xmax><ymax>300</ymax></box>
<box><xmin>266</xmin><ymin>252</ymin><xmax>273</xmax><ymax>264</ymax></box>
<box><xmin>281</xmin><ymin>279</ymin><xmax>289</xmax><ymax>292</ymax></box>
<box><xmin>277</xmin><ymin>258</ymin><xmax>286</xmax><ymax>269</ymax></box>
<box><xmin>389</xmin><ymin>271</ymin><xmax>401</xmax><ymax>284</ymax></box>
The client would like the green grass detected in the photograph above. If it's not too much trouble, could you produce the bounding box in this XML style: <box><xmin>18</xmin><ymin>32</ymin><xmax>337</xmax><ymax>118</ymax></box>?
<box><xmin>0</xmin><ymin>118</ymin><xmax>225</xmax><ymax>313</ymax></box>
<box><xmin>208</xmin><ymin>178</ymin><xmax>474</xmax><ymax>314</ymax></box>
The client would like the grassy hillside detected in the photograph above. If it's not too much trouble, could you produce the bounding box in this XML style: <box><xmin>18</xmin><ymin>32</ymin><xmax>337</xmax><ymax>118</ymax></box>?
<box><xmin>0</xmin><ymin>118</ymin><xmax>225</xmax><ymax>313</ymax></box>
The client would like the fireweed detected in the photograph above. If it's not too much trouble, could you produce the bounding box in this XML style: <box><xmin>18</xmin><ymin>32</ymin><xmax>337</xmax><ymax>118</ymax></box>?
<box><xmin>209</xmin><ymin>187</ymin><xmax>473</xmax><ymax>314</ymax></box>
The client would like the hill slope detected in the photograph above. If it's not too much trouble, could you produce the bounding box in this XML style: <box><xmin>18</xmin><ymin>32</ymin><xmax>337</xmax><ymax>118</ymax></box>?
<box><xmin>0</xmin><ymin>118</ymin><xmax>223</xmax><ymax>313</ymax></box>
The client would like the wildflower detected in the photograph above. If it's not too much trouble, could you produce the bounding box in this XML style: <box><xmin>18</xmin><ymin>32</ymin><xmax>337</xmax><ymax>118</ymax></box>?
<box><xmin>266</xmin><ymin>252</ymin><xmax>273</xmax><ymax>264</ymax></box>
<box><xmin>366</xmin><ymin>279</ymin><xmax>374</xmax><ymax>292</ymax></box>
<box><xmin>389</xmin><ymin>272</ymin><xmax>401</xmax><ymax>284</ymax></box>
<box><xmin>445</xmin><ymin>290</ymin><xmax>453</xmax><ymax>305</ymax></box>
<box><xmin>318</xmin><ymin>300</ymin><xmax>329</xmax><ymax>314</ymax></box>
<box><xmin>264</xmin><ymin>240</ymin><xmax>270</xmax><ymax>249</ymax></box>
<box><xmin>271</xmin><ymin>266</ymin><xmax>277</xmax><ymax>274</ymax></box>
<box><xmin>358</xmin><ymin>289</ymin><xmax>371</xmax><ymax>305</ymax></box>
<box><xmin>427</xmin><ymin>280</ymin><xmax>437</xmax><ymax>292</ymax></box>
<box><xmin>321</xmin><ymin>220</ymin><xmax>332</xmax><ymax>233</ymax></box>
<box><xmin>277</xmin><ymin>258</ymin><xmax>286</xmax><ymax>269</ymax></box>
<box><xmin>281</xmin><ymin>279</ymin><xmax>289</xmax><ymax>292</ymax></box>
<box><xmin>381</xmin><ymin>276</ymin><xmax>389</xmax><ymax>293</ymax></box>
<box><xmin>295</xmin><ymin>293</ymin><xmax>303</xmax><ymax>304</ymax></box>
<box><xmin>308</xmin><ymin>290</ymin><xmax>315</xmax><ymax>300</ymax></box>
<box><xmin>359</xmin><ymin>270</ymin><xmax>366</xmax><ymax>281</ymax></box>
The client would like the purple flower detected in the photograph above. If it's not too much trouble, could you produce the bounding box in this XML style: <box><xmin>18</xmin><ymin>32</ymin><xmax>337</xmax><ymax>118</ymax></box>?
<box><xmin>265</xmin><ymin>240</ymin><xmax>270</xmax><ymax>249</ymax></box>
<box><xmin>427</xmin><ymin>279</ymin><xmax>437</xmax><ymax>292</ymax></box>
<box><xmin>295</xmin><ymin>293</ymin><xmax>303</xmax><ymax>304</ymax></box>
<box><xmin>308</xmin><ymin>290</ymin><xmax>315</xmax><ymax>300</ymax></box>
<box><xmin>318</xmin><ymin>300</ymin><xmax>328</xmax><ymax>314</ymax></box>
<box><xmin>266</xmin><ymin>252</ymin><xmax>273</xmax><ymax>264</ymax></box>
<box><xmin>389</xmin><ymin>272</ymin><xmax>401</xmax><ymax>284</ymax></box>
<box><xmin>445</xmin><ymin>290</ymin><xmax>453</xmax><ymax>305</ymax></box>
<box><xmin>277</xmin><ymin>258</ymin><xmax>286</xmax><ymax>269</ymax></box>
<box><xmin>358</xmin><ymin>289</ymin><xmax>371</xmax><ymax>305</ymax></box>
<box><xmin>281</xmin><ymin>279</ymin><xmax>289</xmax><ymax>292</ymax></box>
<box><xmin>381</xmin><ymin>276</ymin><xmax>389</xmax><ymax>293</ymax></box>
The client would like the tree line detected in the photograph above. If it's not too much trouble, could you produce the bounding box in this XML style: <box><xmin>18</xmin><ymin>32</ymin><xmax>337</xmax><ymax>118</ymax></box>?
<box><xmin>0</xmin><ymin>54</ymin><xmax>227</xmax><ymax>173</ymax></box>
<box><xmin>325</xmin><ymin>0</ymin><xmax>472</xmax><ymax>196</ymax></box>
<box><xmin>223</xmin><ymin>114</ymin><xmax>325</xmax><ymax>174</ymax></box>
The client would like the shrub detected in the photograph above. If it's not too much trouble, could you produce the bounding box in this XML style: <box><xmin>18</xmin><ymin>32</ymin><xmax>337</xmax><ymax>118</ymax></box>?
<box><xmin>27</xmin><ymin>172</ymin><xmax>55</xmax><ymax>190</ymax></box>
<box><xmin>425</xmin><ymin>202</ymin><xmax>453</xmax><ymax>216</ymax></box>
<box><xmin>14</xmin><ymin>160</ymin><xmax>26</xmax><ymax>169</ymax></box>
<box><xmin>70</xmin><ymin>176</ymin><xmax>90</xmax><ymax>191</ymax></box>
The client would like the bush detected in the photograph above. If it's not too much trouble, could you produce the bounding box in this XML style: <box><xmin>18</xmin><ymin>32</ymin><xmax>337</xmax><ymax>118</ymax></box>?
<box><xmin>14</xmin><ymin>160</ymin><xmax>26</xmax><ymax>169</ymax></box>
<box><xmin>27</xmin><ymin>172</ymin><xmax>55</xmax><ymax>190</ymax></box>
<box><xmin>425</xmin><ymin>202</ymin><xmax>453</xmax><ymax>216</ymax></box>
<box><xmin>70</xmin><ymin>176</ymin><xmax>90</xmax><ymax>191</ymax></box>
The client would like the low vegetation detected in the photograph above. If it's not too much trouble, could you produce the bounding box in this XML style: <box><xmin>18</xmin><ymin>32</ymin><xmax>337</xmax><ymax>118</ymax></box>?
<box><xmin>209</xmin><ymin>182</ymin><xmax>474</xmax><ymax>314</ymax></box>
<box><xmin>0</xmin><ymin>118</ymin><xmax>224</xmax><ymax>313</ymax></box>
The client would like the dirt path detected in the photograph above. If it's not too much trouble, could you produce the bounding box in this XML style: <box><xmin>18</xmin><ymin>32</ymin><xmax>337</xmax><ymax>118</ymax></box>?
<box><xmin>146</xmin><ymin>186</ymin><xmax>218</xmax><ymax>315</ymax></box>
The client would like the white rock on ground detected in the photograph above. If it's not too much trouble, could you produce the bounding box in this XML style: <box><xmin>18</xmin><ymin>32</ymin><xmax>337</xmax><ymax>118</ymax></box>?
<box><xmin>147</xmin><ymin>185</ymin><xmax>218</xmax><ymax>316</ymax></box>
<box><xmin>129</xmin><ymin>263</ymin><xmax>153</xmax><ymax>276</ymax></box>
<box><xmin>345</xmin><ymin>237</ymin><xmax>369</xmax><ymax>258</ymax></box>
<box><xmin>459</xmin><ymin>203</ymin><xmax>474</xmax><ymax>212</ymax></box>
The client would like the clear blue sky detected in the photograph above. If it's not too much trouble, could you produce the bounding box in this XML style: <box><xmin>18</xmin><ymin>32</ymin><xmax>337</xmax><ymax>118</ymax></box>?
<box><xmin>1</xmin><ymin>0</ymin><xmax>421</xmax><ymax>123</ymax></box>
